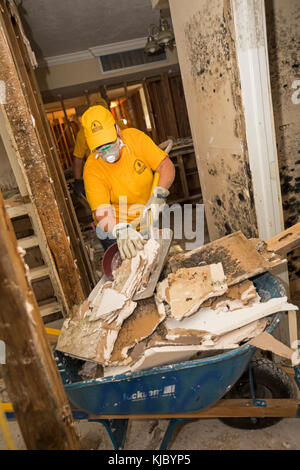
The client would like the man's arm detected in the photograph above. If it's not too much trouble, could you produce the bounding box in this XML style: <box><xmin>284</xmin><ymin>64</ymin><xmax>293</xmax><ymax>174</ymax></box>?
<box><xmin>155</xmin><ymin>156</ymin><xmax>175</xmax><ymax>190</ymax></box>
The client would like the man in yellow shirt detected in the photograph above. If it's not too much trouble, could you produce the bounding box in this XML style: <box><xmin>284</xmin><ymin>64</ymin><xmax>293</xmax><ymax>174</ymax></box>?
<box><xmin>72</xmin><ymin>99</ymin><xmax>129</xmax><ymax>197</ymax></box>
<box><xmin>82</xmin><ymin>105</ymin><xmax>175</xmax><ymax>260</ymax></box>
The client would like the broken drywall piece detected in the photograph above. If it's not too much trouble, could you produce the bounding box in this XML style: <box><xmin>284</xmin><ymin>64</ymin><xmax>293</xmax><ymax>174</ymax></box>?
<box><xmin>89</xmin><ymin>288</ymin><xmax>127</xmax><ymax>322</ymax></box>
<box><xmin>163</xmin><ymin>263</ymin><xmax>227</xmax><ymax>320</ymax></box>
<box><xmin>202</xmin><ymin>279</ymin><xmax>260</xmax><ymax>312</ymax></box>
<box><xmin>56</xmin><ymin>298</ymin><xmax>137</xmax><ymax>364</ymax></box>
<box><xmin>130</xmin><ymin>344</ymin><xmax>204</xmax><ymax>372</ymax></box>
<box><xmin>88</xmin><ymin>274</ymin><xmax>110</xmax><ymax>304</ymax></box>
<box><xmin>103</xmin><ymin>363</ymin><xmax>132</xmax><ymax>378</ymax></box>
<box><xmin>165</xmin><ymin>231</ymin><xmax>280</xmax><ymax>286</ymax></box>
<box><xmin>247</xmin><ymin>332</ymin><xmax>297</xmax><ymax>363</ymax></box>
<box><xmin>112</xmin><ymin>238</ymin><xmax>160</xmax><ymax>298</ymax></box>
<box><xmin>128</xmin><ymin>318</ymin><xmax>269</xmax><ymax>373</ymax></box>
<box><xmin>109</xmin><ymin>297</ymin><xmax>166</xmax><ymax>364</ymax></box>
<box><xmin>165</xmin><ymin>296</ymin><xmax>298</xmax><ymax>337</ymax></box>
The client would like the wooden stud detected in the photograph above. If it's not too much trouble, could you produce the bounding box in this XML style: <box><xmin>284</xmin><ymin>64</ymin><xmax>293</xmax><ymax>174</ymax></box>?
<box><xmin>0</xmin><ymin>191</ymin><xmax>80</xmax><ymax>450</ymax></box>
<box><xmin>161</xmin><ymin>72</ymin><xmax>179</xmax><ymax>139</ymax></box>
<box><xmin>142</xmin><ymin>79</ymin><xmax>159</xmax><ymax>143</ymax></box>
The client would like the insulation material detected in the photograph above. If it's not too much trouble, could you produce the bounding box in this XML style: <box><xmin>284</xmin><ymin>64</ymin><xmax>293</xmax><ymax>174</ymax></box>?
<box><xmin>165</xmin><ymin>231</ymin><xmax>282</xmax><ymax>286</ymax></box>
<box><xmin>165</xmin><ymin>263</ymin><xmax>228</xmax><ymax>319</ymax></box>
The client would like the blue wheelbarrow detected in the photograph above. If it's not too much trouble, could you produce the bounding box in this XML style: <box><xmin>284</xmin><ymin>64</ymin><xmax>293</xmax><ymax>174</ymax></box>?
<box><xmin>55</xmin><ymin>272</ymin><xmax>300</xmax><ymax>450</ymax></box>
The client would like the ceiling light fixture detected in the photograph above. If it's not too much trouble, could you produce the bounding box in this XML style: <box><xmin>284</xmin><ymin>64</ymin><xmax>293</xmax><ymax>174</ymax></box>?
<box><xmin>144</xmin><ymin>19</ymin><xmax>175</xmax><ymax>55</ymax></box>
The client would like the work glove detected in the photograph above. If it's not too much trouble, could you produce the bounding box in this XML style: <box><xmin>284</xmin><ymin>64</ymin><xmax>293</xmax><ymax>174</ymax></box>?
<box><xmin>74</xmin><ymin>179</ymin><xmax>85</xmax><ymax>197</ymax></box>
<box><xmin>140</xmin><ymin>186</ymin><xmax>169</xmax><ymax>232</ymax></box>
<box><xmin>112</xmin><ymin>223</ymin><xmax>147</xmax><ymax>260</ymax></box>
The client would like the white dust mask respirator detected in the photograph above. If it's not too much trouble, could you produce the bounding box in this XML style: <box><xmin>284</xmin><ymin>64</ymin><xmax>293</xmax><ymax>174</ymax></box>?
<box><xmin>96</xmin><ymin>138</ymin><xmax>124</xmax><ymax>163</ymax></box>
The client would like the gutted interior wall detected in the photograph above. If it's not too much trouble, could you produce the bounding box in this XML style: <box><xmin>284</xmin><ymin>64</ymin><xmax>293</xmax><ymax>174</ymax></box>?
<box><xmin>265</xmin><ymin>0</ymin><xmax>300</xmax><ymax>295</ymax></box>
<box><xmin>169</xmin><ymin>0</ymin><xmax>258</xmax><ymax>241</ymax></box>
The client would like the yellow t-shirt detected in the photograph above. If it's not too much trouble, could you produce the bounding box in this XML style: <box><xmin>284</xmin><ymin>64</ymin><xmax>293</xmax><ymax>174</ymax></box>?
<box><xmin>73</xmin><ymin>127</ymin><xmax>90</xmax><ymax>159</ymax></box>
<box><xmin>83</xmin><ymin>128</ymin><xmax>167</xmax><ymax>225</ymax></box>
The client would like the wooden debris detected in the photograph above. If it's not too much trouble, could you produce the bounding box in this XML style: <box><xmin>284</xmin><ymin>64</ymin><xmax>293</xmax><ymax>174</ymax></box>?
<box><xmin>164</xmin><ymin>231</ymin><xmax>283</xmax><ymax>286</ymax></box>
<box><xmin>266</xmin><ymin>222</ymin><xmax>300</xmax><ymax>256</ymax></box>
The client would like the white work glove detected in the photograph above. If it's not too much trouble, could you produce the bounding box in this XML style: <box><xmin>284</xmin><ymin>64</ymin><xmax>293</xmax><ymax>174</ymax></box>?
<box><xmin>112</xmin><ymin>223</ymin><xmax>147</xmax><ymax>260</ymax></box>
<box><xmin>140</xmin><ymin>186</ymin><xmax>169</xmax><ymax>232</ymax></box>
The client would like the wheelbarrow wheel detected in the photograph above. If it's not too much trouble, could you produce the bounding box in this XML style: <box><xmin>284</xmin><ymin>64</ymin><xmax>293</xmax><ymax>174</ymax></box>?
<box><xmin>220</xmin><ymin>358</ymin><xmax>295</xmax><ymax>429</ymax></box>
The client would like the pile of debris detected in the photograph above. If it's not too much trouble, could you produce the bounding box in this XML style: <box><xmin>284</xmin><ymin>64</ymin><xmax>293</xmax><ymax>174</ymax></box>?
<box><xmin>56</xmin><ymin>231</ymin><xmax>298</xmax><ymax>379</ymax></box>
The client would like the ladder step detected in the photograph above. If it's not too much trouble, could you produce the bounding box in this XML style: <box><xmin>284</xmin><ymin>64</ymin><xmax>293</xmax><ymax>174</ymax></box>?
<box><xmin>29</xmin><ymin>265</ymin><xmax>49</xmax><ymax>281</ymax></box>
<box><xmin>4</xmin><ymin>196</ymin><xmax>30</xmax><ymax>218</ymax></box>
<box><xmin>39</xmin><ymin>301</ymin><xmax>62</xmax><ymax>318</ymax></box>
<box><xmin>18</xmin><ymin>235</ymin><xmax>39</xmax><ymax>250</ymax></box>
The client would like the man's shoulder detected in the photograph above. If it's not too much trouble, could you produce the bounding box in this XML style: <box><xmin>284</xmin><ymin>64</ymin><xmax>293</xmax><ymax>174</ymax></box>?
<box><xmin>121</xmin><ymin>127</ymin><xmax>146</xmax><ymax>141</ymax></box>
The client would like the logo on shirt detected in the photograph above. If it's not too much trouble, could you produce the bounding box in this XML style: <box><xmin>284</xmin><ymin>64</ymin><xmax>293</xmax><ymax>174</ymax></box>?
<box><xmin>91</xmin><ymin>120</ymin><xmax>103</xmax><ymax>133</ymax></box>
<box><xmin>134</xmin><ymin>159</ymin><xmax>146</xmax><ymax>174</ymax></box>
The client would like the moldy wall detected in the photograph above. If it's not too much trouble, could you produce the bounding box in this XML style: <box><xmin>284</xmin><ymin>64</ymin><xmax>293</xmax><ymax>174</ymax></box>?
<box><xmin>169</xmin><ymin>0</ymin><xmax>258</xmax><ymax>241</ymax></box>
<box><xmin>265</xmin><ymin>0</ymin><xmax>300</xmax><ymax>291</ymax></box>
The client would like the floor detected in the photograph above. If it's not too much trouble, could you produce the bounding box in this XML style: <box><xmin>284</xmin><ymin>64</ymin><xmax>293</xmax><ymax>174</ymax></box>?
<box><xmin>1</xmin><ymin>414</ymin><xmax>300</xmax><ymax>450</ymax></box>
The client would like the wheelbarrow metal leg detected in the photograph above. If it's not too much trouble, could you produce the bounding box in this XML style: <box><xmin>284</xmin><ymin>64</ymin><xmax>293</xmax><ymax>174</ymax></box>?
<box><xmin>159</xmin><ymin>419</ymin><xmax>190</xmax><ymax>450</ymax></box>
<box><xmin>88</xmin><ymin>419</ymin><xmax>128</xmax><ymax>450</ymax></box>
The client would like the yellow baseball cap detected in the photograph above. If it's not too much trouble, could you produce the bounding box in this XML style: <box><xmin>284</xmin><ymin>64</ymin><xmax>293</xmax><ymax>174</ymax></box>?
<box><xmin>82</xmin><ymin>105</ymin><xmax>117</xmax><ymax>151</ymax></box>
<box><xmin>90</xmin><ymin>96</ymin><xmax>109</xmax><ymax>109</ymax></box>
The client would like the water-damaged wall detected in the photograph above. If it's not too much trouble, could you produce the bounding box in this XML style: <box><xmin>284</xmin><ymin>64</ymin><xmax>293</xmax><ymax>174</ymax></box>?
<box><xmin>265</xmin><ymin>0</ymin><xmax>300</xmax><ymax>294</ymax></box>
<box><xmin>169</xmin><ymin>0</ymin><xmax>258</xmax><ymax>241</ymax></box>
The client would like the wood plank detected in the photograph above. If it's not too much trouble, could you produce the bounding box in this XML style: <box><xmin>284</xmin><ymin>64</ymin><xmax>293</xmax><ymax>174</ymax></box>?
<box><xmin>18</xmin><ymin>235</ymin><xmax>39</xmax><ymax>250</ymax></box>
<box><xmin>6</xmin><ymin>204</ymin><xmax>29</xmax><ymax>218</ymax></box>
<box><xmin>30</xmin><ymin>265</ymin><xmax>50</xmax><ymax>281</ymax></box>
<box><xmin>87</xmin><ymin>399</ymin><xmax>300</xmax><ymax>420</ymax></box>
<box><xmin>0</xmin><ymin>189</ymin><xmax>80</xmax><ymax>449</ymax></box>
<box><xmin>161</xmin><ymin>72</ymin><xmax>179</xmax><ymax>139</ymax></box>
<box><xmin>166</xmin><ymin>231</ymin><xmax>279</xmax><ymax>285</ymax></box>
<box><xmin>39</xmin><ymin>301</ymin><xmax>62</xmax><ymax>318</ymax></box>
<box><xmin>266</xmin><ymin>222</ymin><xmax>300</xmax><ymax>255</ymax></box>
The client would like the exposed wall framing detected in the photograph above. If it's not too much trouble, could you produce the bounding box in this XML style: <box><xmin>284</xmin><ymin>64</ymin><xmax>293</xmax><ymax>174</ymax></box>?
<box><xmin>0</xmin><ymin>1</ymin><xmax>95</xmax><ymax>314</ymax></box>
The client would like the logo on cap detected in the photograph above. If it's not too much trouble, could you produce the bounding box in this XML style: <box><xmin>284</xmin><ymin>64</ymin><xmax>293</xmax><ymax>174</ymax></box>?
<box><xmin>91</xmin><ymin>120</ymin><xmax>103</xmax><ymax>133</ymax></box>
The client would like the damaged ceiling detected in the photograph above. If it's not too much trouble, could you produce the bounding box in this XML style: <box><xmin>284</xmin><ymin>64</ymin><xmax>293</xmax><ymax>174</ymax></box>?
<box><xmin>18</xmin><ymin>0</ymin><xmax>160</xmax><ymax>61</ymax></box>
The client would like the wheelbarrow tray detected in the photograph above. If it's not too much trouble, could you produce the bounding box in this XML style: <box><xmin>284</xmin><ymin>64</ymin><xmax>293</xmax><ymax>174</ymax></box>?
<box><xmin>55</xmin><ymin>272</ymin><xmax>285</xmax><ymax>415</ymax></box>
